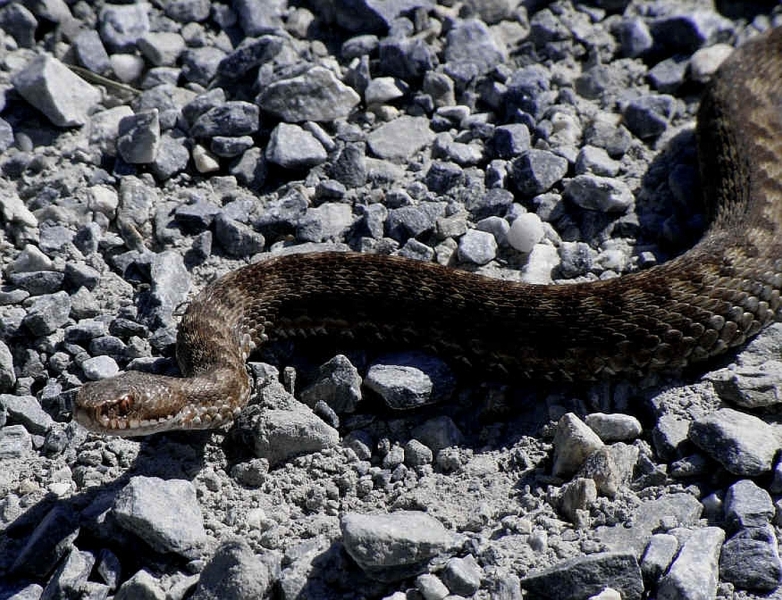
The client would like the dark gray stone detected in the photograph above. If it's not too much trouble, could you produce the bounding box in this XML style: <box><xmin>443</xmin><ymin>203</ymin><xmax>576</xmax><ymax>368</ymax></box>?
<box><xmin>488</xmin><ymin>124</ymin><xmax>530</xmax><ymax>159</ymax></box>
<box><xmin>623</xmin><ymin>94</ymin><xmax>676</xmax><ymax>139</ymax></box>
<box><xmin>214</xmin><ymin>214</ymin><xmax>266</xmax><ymax>257</ymax></box>
<box><xmin>719</xmin><ymin>525</ymin><xmax>782</xmax><ymax>592</ymax></box>
<box><xmin>23</xmin><ymin>291</ymin><xmax>71</xmax><ymax>336</ymax></box>
<box><xmin>164</xmin><ymin>0</ymin><xmax>210</xmax><ymax>22</ymax></box>
<box><xmin>724</xmin><ymin>479</ymin><xmax>774</xmax><ymax>530</ymax></box>
<box><xmin>618</xmin><ymin>17</ymin><xmax>653</xmax><ymax>58</ymax></box>
<box><xmin>183</xmin><ymin>88</ymin><xmax>227</xmax><ymax>124</ymax></box>
<box><xmin>505</xmin><ymin>64</ymin><xmax>551</xmax><ymax>118</ymax></box>
<box><xmin>510</xmin><ymin>150</ymin><xmax>568</xmax><ymax>197</ymax></box>
<box><xmin>211</xmin><ymin>135</ymin><xmax>255</xmax><ymax>158</ymax></box>
<box><xmin>191</xmin><ymin>539</ymin><xmax>280</xmax><ymax>600</ymax></box>
<box><xmin>386</xmin><ymin>202</ymin><xmax>446</xmax><ymax>242</ymax></box>
<box><xmin>0</xmin><ymin>3</ymin><xmax>37</xmax><ymax>48</ymax></box>
<box><xmin>73</xmin><ymin>29</ymin><xmax>110</xmax><ymax>74</ymax></box>
<box><xmin>520</xmin><ymin>552</ymin><xmax>643</xmax><ymax>600</ymax></box>
<box><xmin>117</xmin><ymin>109</ymin><xmax>160</xmax><ymax>164</ymax></box>
<box><xmin>378</xmin><ymin>36</ymin><xmax>438</xmax><ymax>81</ymax></box>
<box><xmin>191</xmin><ymin>102</ymin><xmax>259</xmax><ymax>138</ymax></box>
<box><xmin>657</xmin><ymin>527</ymin><xmax>724</xmax><ymax>600</ymax></box>
<box><xmin>11</xmin><ymin>505</ymin><xmax>79</xmax><ymax>577</ymax></box>
<box><xmin>300</xmin><ymin>355</ymin><xmax>362</xmax><ymax>413</ymax></box>
<box><xmin>217</xmin><ymin>35</ymin><xmax>284</xmax><ymax>79</ymax></box>
<box><xmin>181</xmin><ymin>46</ymin><xmax>226</xmax><ymax>86</ymax></box>
<box><xmin>151</xmin><ymin>133</ymin><xmax>190</xmax><ymax>180</ymax></box>
<box><xmin>648</xmin><ymin>55</ymin><xmax>689</xmax><ymax>94</ymax></box>
<box><xmin>444</xmin><ymin>19</ymin><xmax>505</xmax><ymax>79</ymax></box>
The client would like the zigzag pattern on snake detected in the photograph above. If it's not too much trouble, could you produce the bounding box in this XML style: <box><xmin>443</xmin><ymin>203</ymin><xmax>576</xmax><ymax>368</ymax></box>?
<box><xmin>75</xmin><ymin>27</ymin><xmax>782</xmax><ymax>436</ymax></box>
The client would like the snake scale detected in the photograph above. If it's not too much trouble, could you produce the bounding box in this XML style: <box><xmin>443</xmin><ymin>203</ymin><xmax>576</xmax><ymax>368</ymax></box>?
<box><xmin>75</xmin><ymin>27</ymin><xmax>782</xmax><ymax>436</ymax></box>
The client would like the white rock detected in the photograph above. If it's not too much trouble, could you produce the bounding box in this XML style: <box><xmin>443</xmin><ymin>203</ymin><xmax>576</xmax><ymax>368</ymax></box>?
<box><xmin>110</xmin><ymin>53</ymin><xmax>145</xmax><ymax>83</ymax></box>
<box><xmin>192</xmin><ymin>145</ymin><xmax>220</xmax><ymax>173</ymax></box>
<box><xmin>508</xmin><ymin>212</ymin><xmax>545</xmax><ymax>253</ymax></box>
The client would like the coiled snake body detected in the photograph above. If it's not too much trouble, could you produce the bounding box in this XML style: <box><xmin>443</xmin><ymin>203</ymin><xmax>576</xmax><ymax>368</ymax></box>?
<box><xmin>75</xmin><ymin>28</ymin><xmax>782</xmax><ymax>436</ymax></box>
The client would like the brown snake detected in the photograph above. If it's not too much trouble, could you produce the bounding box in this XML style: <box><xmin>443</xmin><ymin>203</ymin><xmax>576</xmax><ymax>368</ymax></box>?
<box><xmin>75</xmin><ymin>28</ymin><xmax>782</xmax><ymax>436</ymax></box>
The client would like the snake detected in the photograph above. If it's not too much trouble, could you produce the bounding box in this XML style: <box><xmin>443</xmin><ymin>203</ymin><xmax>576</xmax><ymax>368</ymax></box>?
<box><xmin>74</xmin><ymin>27</ymin><xmax>782</xmax><ymax>436</ymax></box>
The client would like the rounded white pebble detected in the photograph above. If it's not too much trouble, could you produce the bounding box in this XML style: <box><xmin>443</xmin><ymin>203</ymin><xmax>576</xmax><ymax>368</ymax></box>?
<box><xmin>508</xmin><ymin>212</ymin><xmax>545</xmax><ymax>253</ymax></box>
<box><xmin>110</xmin><ymin>54</ymin><xmax>145</xmax><ymax>83</ymax></box>
<box><xmin>192</xmin><ymin>145</ymin><xmax>220</xmax><ymax>173</ymax></box>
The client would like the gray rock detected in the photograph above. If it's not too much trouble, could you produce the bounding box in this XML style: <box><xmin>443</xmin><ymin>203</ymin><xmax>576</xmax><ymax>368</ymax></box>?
<box><xmin>652</xmin><ymin>413</ymin><xmax>690</xmax><ymax>461</ymax></box>
<box><xmin>584</xmin><ymin>118</ymin><xmax>632</xmax><ymax>158</ymax></box>
<box><xmin>8</xmin><ymin>271</ymin><xmax>64</xmax><ymax>295</ymax></box>
<box><xmin>0</xmin><ymin>341</ymin><xmax>15</xmax><ymax>391</ymax></box>
<box><xmin>623</xmin><ymin>95</ymin><xmax>676</xmax><ymax>139</ymax></box>
<box><xmin>191</xmin><ymin>101</ymin><xmax>260</xmax><ymax>138</ymax></box>
<box><xmin>510</xmin><ymin>150</ymin><xmax>568</xmax><ymax>198</ymax></box>
<box><xmin>404</xmin><ymin>439</ymin><xmax>433</xmax><ymax>467</ymax></box>
<box><xmin>650</xmin><ymin>11</ymin><xmax>733</xmax><ymax>55</ymax></box>
<box><xmin>640</xmin><ymin>533</ymin><xmax>678</xmax><ymax>584</ymax></box>
<box><xmin>99</xmin><ymin>3</ymin><xmax>150</xmax><ymax>51</ymax></box>
<box><xmin>415</xmin><ymin>573</ymin><xmax>449</xmax><ymax>600</ymax></box>
<box><xmin>579</xmin><ymin>443</ymin><xmax>638</xmax><ymax>498</ymax></box>
<box><xmin>80</xmin><ymin>355</ymin><xmax>120</xmax><ymax>381</ymax></box>
<box><xmin>334</xmin><ymin>0</ymin><xmax>434</xmax><ymax>33</ymax></box>
<box><xmin>648</xmin><ymin>55</ymin><xmax>688</xmax><ymax>94</ymax></box>
<box><xmin>256</xmin><ymin>67</ymin><xmax>360</xmax><ymax>122</ymax></box>
<box><xmin>300</xmin><ymin>355</ymin><xmax>362</xmax><ymax>413</ymax></box>
<box><xmin>0</xmin><ymin>3</ymin><xmax>37</xmax><ymax>48</ymax></box>
<box><xmin>114</xmin><ymin>570</ymin><xmax>165</xmax><ymax>600</ymax></box>
<box><xmin>365</xmin><ymin>363</ymin><xmax>433</xmax><ymax>409</ymax></box>
<box><xmin>113</xmin><ymin>476</ymin><xmax>207</xmax><ymax>555</ymax></box>
<box><xmin>248</xmin><ymin>403</ymin><xmax>339</xmax><ymax>466</ymax></box>
<box><xmin>724</xmin><ymin>479</ymin><xmax>774</xmax><ymax>530</ymax></box>
<box><xmin>423</xmin><ymin>72</ymin><xmax>455</xmax><ymax>108</ymax></box>
<box><xmin>233</xmin><ymin>0</ymin><xmax>285</xmax><ymax>36</ymax></box>
<box><xmin>520</xmin><ymin>552</ymin><xmax>643</xmax><ymax>600</ymax></box>
<box><xmin>12</xmin><ymin>55</ymin><xmax>101</xmax><ymax>127</ymax></box>
<box><xmin>164</xmin><ymin>0</ymin><xmax>210</xmax><ymax>22</ymax></box>
<box><xmin>230</xmin><ymin>147</ymin><xmax>267</xmax><ymax>189</ymax></box>
<box><xmin>657</xmin><ymin>527</ymin><xmax>724</xmax><ymax>600</ymax></box>
<box><xmin>574</xmin><ymin>146</ymin><xmax>619</xmax><ymax>177</ymax></box>
<box><xmin>183</xmin><ymin>88</ymin><xmax>226</xmax><ymax>124</ymax></box>
<box><xmin>706</xmin><ymin>363</ymin><xmax>782</xmax><ymax>408</ymax></box>
<box><xmin>175</xmin><ymin>200</ymin><xmax>221</xmax><ymax>231</ymax></box>
<box><xmin>147</xmin><ymin>250</ymin><xmax>191</xmax><ymax>334</ymax></box>
<box><xmin>0</xmin><ymin>394</ymin><xmax>53</xmax><ymax>434</ymax></box>
<box><xmin>564</xmin><ymin>175</ymin><xmax>633</xmax><ymax>213</ymax></box>
<box><xmin>181</xmin><ymin>46</ymin><xmax>226</xmax><ymax>86</ymax></box>
<box><xmin>40</xmin><ymin>549</ymin><xmax>95</xmax><ymax>600</ymax></box>
<box><xmin>506</xmin><ymin>64</ymin><xmax>552</xmax><ymax>118</ymax></box>
<box><xmin>386</xmin><ymin>202</ymin><xmax>445</xmax><ymax>241</ymax></box>
<box><xmin>0</xmin><ymin>424</ymin><xmax>33</xmax><ymax>459</ymax></box>
<box><xmin>445</xmin><ymin>19</ymin><xmax>506</xmax><ymax>79</ymax></box>
<box><xmin>151</xmin><ymin>133</ymin><xmax>190</xmax><ymax>180</ymax></box>
<box><xmin>11</xmin><ymin>505</ymin><xmax>79</xmax><ymax>577</ymax></box>
<box><xmin>411</xmin><ymin>416</ymin><xmax>464</xmax><ymax>453</ymax></box>
<box><xmin>367</xmin><ymin>115</ymin><xmax>434</xmax><ymax>161</ymax></box>
<box><xmin>558</xmin><ymin>241</ymin><xmax>592</xmax><ymax>278</ymax></box>
<box><xmin>688</xmin><ymin>408</ymin><xmax>778</xmax><ymax>476</ymax></box>
<box><xmin>341</xmin><ymin>511</ymin><xmax>456</xmax><ymax>580</ymax></box>
<box><xmin>378</xmin><ymin>36</ymin><xmax>438</xmax><ymax>81</ymax></box>
<box><xmin>585</xmin><ymin>413</ymin><xmax>642</xmax><ymax>442</ymax></box>
<box><xmin>214</xmin><ymin>213</ymin><xmax>265</xmax><ymax>256</ymax></box>
<box><xmin>458</xmin><ymin>229</ymin><xmax>497</xmax><ymax>265</ymax></box>
<box><xmin>488</xmin><ymin>124</ymin><xmax>531</xmax><ymax>160</ymax></box>
<box><xmin>365</xmin><ymin>77</ymin><xmax>405</xmax><ymax>105</ymax></box>
<box><xmin>217</xmin><ymin>35</ymin><xmax>283</xmax><ymax>79</ymax></box>
<box><xmin>342</xmin><ymin>34</ymin><xmax>380</xmax><ymax>59</ymax></box>
<box><xmin>191</xmin><ymin>539</ymin><xmax>280</xmax><ymax>600</ymax></box>
<box><xmin>266</xmin><ymin>123</ymin><xmax>327</xmax><ymax>169</ymax></box>
<box><xmin>719</xmin><ymin>525</ymin><xmax>782</xmax><ymax>592</ymax></box>
<box><xmin>73</xmin><ymin>29</ymin><xmax>110</xmax><ymax>74</ymax></box>
<box><xmin>117</xmin><ymin>109</ymin><xmax>160</xmax><ymax>164</ymax></box>
<box><xmin>552</xmin><ymin>412</ymin><xmax>604</xmax><ymax>477</ymax></box>
<box><xmin>425</xmin><ymin>160</ymin><xmax>464</xmax><ymax>193</ymax></box>
<box><xmin>560</xmin><ymin>478</ymin><xmax>597</xmax><ymax>523</ymax></box>
<box><xmin>330</xmin><ymin>144</ymin><xmax>367</xmax><ymax>188</ymax></box>
<box><xmin>138</xmin><ymin>32</ymin><xmax>186</xmax><ymax>67</ymax></box>
<box><xmin>618</xmin><ymin>17</ymin><xmax>653</xmax><ymax>58</ymax></box>
<box><xmin>23</xmin><ymin>291</ymin><xmax>71</xmax><ymax>336</ymax></box>
<box><xmin>211</xmin><ymin>135</ymin><xmax>255</xmax><ymax>158</ymax></box>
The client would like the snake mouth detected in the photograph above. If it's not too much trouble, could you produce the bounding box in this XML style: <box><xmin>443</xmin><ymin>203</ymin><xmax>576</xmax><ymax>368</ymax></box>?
<box><xmin>73</xmin><ymin>393</ymin><xmax>185</xmax><ymax>437</ymax></box>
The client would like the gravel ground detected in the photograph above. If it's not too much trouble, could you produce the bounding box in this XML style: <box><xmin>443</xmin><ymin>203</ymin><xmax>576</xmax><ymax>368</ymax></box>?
<box><xmin>2</xmin><ymin>1</ymin><xmax>782</xmax><ymax>598</ymax></box>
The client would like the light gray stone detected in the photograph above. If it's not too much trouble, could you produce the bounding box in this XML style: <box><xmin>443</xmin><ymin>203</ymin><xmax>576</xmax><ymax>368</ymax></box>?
<box><xmin>657</xmin><ymin>527</ymin><xmax>724</xmax><ymax>600</ymax></box>
<box><xmin>113</xmin><ymin>476</ymin><xmax>207</xmax><ymax>556</ymax></box>
<box><xmin>12</xmin><ymin>55</ymin><xmax>100</xmax><ymax>127</ymax></box>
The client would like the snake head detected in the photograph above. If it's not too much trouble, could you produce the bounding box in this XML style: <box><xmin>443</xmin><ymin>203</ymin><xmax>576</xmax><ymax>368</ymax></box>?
<box><xmin>73</xmin><ymin>371</ymin><xmax>190</xmax><ymax>436</ymax></box>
